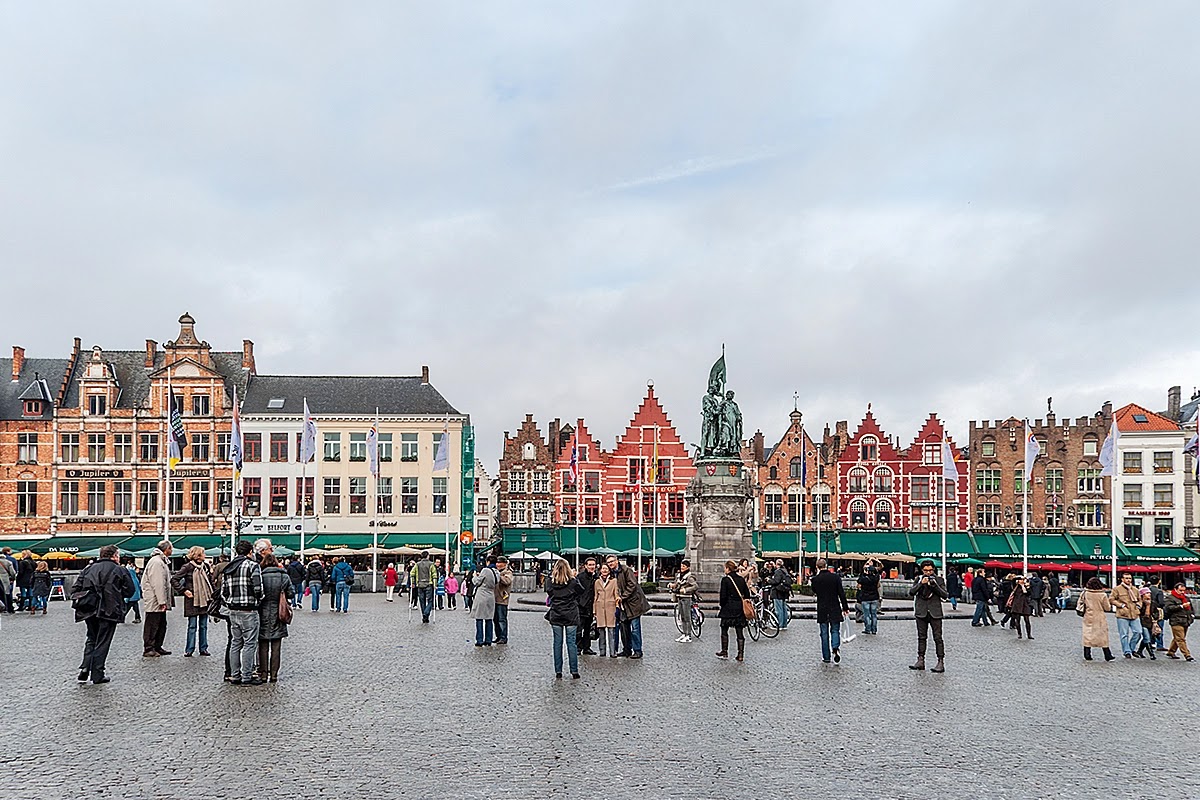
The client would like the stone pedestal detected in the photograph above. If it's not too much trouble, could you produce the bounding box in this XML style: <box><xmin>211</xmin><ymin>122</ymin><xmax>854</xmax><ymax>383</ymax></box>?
<box><xmin>685</xmin><ymin>460</ymin><xmax>755</xmax><ymax>594</ymax></box>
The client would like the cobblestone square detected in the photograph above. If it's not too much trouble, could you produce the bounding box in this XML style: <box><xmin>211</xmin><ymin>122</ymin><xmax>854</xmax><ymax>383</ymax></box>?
<box><xmin>0</xmin><ymin>595</ymin><xmax>1195</xmax><ymax>799</ymax></box>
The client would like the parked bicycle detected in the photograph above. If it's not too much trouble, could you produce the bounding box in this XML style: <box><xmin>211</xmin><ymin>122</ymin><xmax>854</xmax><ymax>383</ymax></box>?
<box><xmin>747</xmin><ymin>595</ymin><xmax>780</xmax><ymax>641</ymax></box>
<box><xmin>674</xmin><ymin>593</ymin><xmax>705</xmax><ymax>639</ymax></box>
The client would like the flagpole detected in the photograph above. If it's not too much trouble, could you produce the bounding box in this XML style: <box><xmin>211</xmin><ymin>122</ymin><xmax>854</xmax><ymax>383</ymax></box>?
<box><xmin>637</xmin><ymin>427</ymin><xmax>644</xmax><ymax>579</ymax></box>
<box><xmin>651</xmin><ymin>424</ymin><xmax>658</xmax><ymax>583</ymax></box>
<box><xmin>164</xmin><ymin>372</ymin><xmax>171</xmax><ymax>542</ymax></box>
<box><xmin>1023</xmin><ymin>422</ymin><xmax>1030</xmax><ymax>575</ymax></box>
<box><xmin>371</xmin><ymin>408</ymin><xmax>379</xmax><ymax>593</ymax></box>
<box><xmin>798</xmin><ymin>424</ymin><xmax>805</xmax><ymax>578</ymax></box>
<box><xmin>443</xmin><ymin>415</ymin><xmax>451</xmax><ymax>577</ymax></box>
<box><xmin>299</xmin><ymin>397</ymin><xmax>307</xmax><ymax>566</ymax></box>
<box><xmin>574</xmin><ymin>424</ymin><xmax>581</xmax><ymax>570</ymax></box>
<box><xmin>941</xmin><ymin>438</ymin><xmax>948</xmax><ymax>576</ymax></box>
<box><xmin>1110</xmin><ymin>416</ymin><xmax>1119</xmax><ymax>587</ymax></box>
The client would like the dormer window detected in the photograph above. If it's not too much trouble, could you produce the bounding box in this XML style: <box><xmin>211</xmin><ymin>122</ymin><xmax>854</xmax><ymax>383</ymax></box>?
<box><xmin>87</xmin><ymin>394</ymin><xmax>107</xmax><ymax>416</ymax></box>
<box><xmin>860</xmin><ymin>436</ymin><xmax>878</xmax><ymax>461</ymax></box>
<box><xmin>23</xmin><ymin>400</ymin><xmax>43</xmax><ymax>417</ymax></box>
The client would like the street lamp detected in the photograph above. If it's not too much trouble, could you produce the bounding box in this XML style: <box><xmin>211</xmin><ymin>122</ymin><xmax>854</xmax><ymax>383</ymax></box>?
<box><xmin>219</xmin><ymin>498</ymin><xmax>250</xmax><ymax>556</ymax></box>
<box><xmin>521</xmin><ymin>531</ymin><xmax>528</xmax><ymax>572</ymax></box>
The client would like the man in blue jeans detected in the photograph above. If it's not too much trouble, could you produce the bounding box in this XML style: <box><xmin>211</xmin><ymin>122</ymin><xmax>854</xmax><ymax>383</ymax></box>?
<box><xmin>769</xmin><ymin>560</ymin><xmax>792</xmax><ymax>629</ymax></box>
<box><xmin>857</xmin><ymin>559</ymin><xmax>883</xmax><ymax>634</ymax></box>
<box><xmin>331</xmin><ymin>557</ymin><xmax>354</xmax><ymax>613</ymax></box>
<box><xmin>970</xmin><ymin>568</ymin><xmax>993</xmax><ymax>627</ymax></box>
<box><xmin>493</xmin><ymin>556</ymin><xmax>513</xmax><ymax>643</ymax></box>
<box><xmin>414</xmin><ymin>551</ymin><xmax>437</xmax><ymax>623</ymax></box>
<box><xmin>811</xmin><ymin>559</ymin><xmax>848</xmax><ymax>663</ymax></box>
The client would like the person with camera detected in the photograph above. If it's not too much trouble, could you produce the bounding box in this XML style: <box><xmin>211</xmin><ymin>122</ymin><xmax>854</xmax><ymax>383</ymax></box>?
<box><xmin>857</xmin><ymin>558</ymin><xmax>883</xmax><ymax>635</ymax></box>
<box><xmin>669</xmin><ymin>559</ymin><xmax>699</xmax><ymax>643</ymax></box>
<box><xmin>768</xmin><ymin>560</ymin><xmax>793</xmax><ymax>630</ymax></box>
<box><xmin>909</xmin><ymin>560</ymin><xmax>948</xmax><ymax>672</ymax></box>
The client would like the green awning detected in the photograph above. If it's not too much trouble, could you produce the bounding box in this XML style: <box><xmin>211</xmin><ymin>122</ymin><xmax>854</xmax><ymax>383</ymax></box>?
<box><xmin>905</xmin><ymin>532</ymin><xmax>976</xmax><ymax>560</ymax></box>
<box><xmin>0</xmin><ymin>537</ymin><xmax>50</xmax><ymax>553</ymax></box>
<box><xmin>1124</xmin><ymin>545</ymin><xmax>1200</xmax><ymax>563</ymax></box>
<box><xmin>302</xmin><ymin>534</ymin><xmax>389</xmax><ymax>551</ymax></box>
<box><xmin>27</xmin><ymin>535</ymin><xmax>129</xmax><ymax>554</ymax></box>
<box><xmin>830</xmin><ymin>531</ymin><xmax>910</xmax><ymax>555</ymax></box>
<box><xmin>1067</xmin><ymin>533</ymin><xmax>1129</xmax><ymax>560</ymax></box>
<box><xmin>969</xmin><ymin>533</ymin><xmax>1016</xmax><ymax>558</ymax></box>
<box><xmin>756</xmin><ymin>530</ymin><xmax>812</xmax><ymax>554</ymax></box>
<box><xmin>1010</xmin><ymin>533</ymin><xmax>1077</xmax><ymax>560</ymax></box>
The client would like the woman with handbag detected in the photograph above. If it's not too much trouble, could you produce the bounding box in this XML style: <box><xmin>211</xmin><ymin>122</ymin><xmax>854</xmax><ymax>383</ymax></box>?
<box><xmin>1078</xmin><ymin>577</ymin><xmax>1115</xmax><ymax>662</ymax></box>
<box><xmin>1135</xmin><ymin>587</ymin><xmax>1158</xmax><ymax>660</ymax></box>
<box><xmin>1009</xmin><ymin>576</ymin><xmax>1034</xmax><ymax>640</ymax></box>
<box><xmin>716</xmin><ymin>560</ymin><xmax>751</xmax><ymax>662</ymax></box>
<box><xmin>545</xmin><ymin>558</ymin><xmax>584</xmax><ymax>679</ymax></box>
<box><xmin>257</xmin><ymin>554</ymin><xmax>295</xmax><ymax>682</ymax></box>
<box><xmin>171</xmin><ymin>546</ymin><xmax>213</xmax><ymax>656</ymax></box>
<box><xmin>1163</xmin><ymin>582</ymin><xmax>1195</xmax><ymax>661</ymax></box>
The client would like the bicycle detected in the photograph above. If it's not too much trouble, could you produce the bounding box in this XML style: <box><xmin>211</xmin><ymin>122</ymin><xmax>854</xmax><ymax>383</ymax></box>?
<box><xmin>673</xmin><ymin>593</ymin><xmax>705</xmax><ymax>639</ymax></box>
<box><xmin>747</xmin><ymin>595</ymin><xmax>780</xmax><ymax>641</ymax></box>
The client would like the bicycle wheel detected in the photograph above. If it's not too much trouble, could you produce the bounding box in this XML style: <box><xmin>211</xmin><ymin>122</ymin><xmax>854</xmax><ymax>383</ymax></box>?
<box><xmin>674</xmin><ymin>603</ymin><xmax>685</xmax><ymax>635</ymax></box>
<box><xmin>747</xmin><ymin>613</ymin><xmax>760</xmax><ymax>641</ymax></box>
<box><xmin>759</xmin><ymin>607</ymin><xmax>780</xmax><ymax>638</ymax></box>
<box><xmin>692</xmin><ymin>607</ymin><xmax>704</xmax><ymax>638</ymax></box>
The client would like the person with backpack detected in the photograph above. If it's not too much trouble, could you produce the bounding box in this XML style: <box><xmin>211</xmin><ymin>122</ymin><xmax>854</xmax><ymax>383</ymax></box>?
<box><xmin>332</xmin><ymin>557</ymin><xmax>354</xmax><ymax>613</ymax></box>
<box><xmin>304</xmin><ymin>556</ymin><xmax>326</xmax><ymax>612</ymax></box>
<box><xmin>413</xmin><ymin>551</ymin><xmax>438</xmax><ymax>623</ymax></box>
<box><xmin>74</xmin><ymin>544</ymin><xmax>135</xmax><ymax>684</ymax></box>
<box><xmin>123</xmin><ymin>561</ymin><xmax>142</xmax><ymax>623</ymax></box>
<box><xmin>769</xmin><ymin>559</ymin><xmax>793</xmax><ymax>630</ymax></box>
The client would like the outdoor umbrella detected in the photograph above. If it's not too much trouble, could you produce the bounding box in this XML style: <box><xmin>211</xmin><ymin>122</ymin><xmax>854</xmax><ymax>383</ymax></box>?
<box><xmin>588</xmin><ymin>547</ymin><xmax>620</xmax><ymax>556</ymax></box>
<box><xmin>1148</xmin><ymin>563</ymin><xmax>1183</xmax><ymax>572</ymax></box>
<box><xmin>1123</xmin><ymin>565</ymin><xmax>1152</xmax><ymax>574</ymax></box>
<box><xmin>650</xmin><ymin>548</ymin><xmax>678</xmax><ymax>559</ymax></box>
<box><xmin>1176</xmin><ymin>563</ymin><xmax>1200</xmax><ymax>572</ymax></box>
<box><xmin>983</xmin><ymin>560</ymin><xmax>1011</xmax><ymax>570</ymax></box>
<box><xmin>42</xmin><ymin>551</ymin><xmax>78</xmax><ymax>560</ymax></box>
<box><xmin>1067</xmin><ymin>562</ymin><xmax>1100</xmax><ymax>571</ymax></box>
<box><xmin>323</xmin><ymin>547</ymin><xmax>357</xmax><ymax>556</ymax></box>
<box><xmin>384</xmin><ymin>546</ymin><xmax>422</xmax><ymax>556</ymax></box>
<box><xmin>533</xmin><ymin>550</ymin><xmax>558</xmax><ymax>560</ymax></box>
<box><xmin>954</xmin><ymin>557</ymin><xmax>985</xmax><ymax>566</ymax></box>
<box><xmin>1037</xmin><ymin>563</ymin><xmax>1069</xmax><ymax>572</ymax></box>
<box><xmin>506</xmin><ymin>550</ymin><xmax>539</xmax><ymax>561</ymax></box>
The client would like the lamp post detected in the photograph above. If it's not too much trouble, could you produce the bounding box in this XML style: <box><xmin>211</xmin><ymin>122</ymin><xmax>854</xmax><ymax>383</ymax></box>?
<box><xmin>219</xmin><ymin>499</ymin><xmax>250</xmax><ymax>557</ymax></box>
<box><xmin>521</xmin><ymin>531</ymin><xmax>528</xmax><ymax>572</ymax></box>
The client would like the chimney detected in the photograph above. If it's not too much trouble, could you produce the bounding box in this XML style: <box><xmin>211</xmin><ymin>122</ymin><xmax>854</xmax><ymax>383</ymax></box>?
<box><xmin>1168</xmin><ymin>385</ymin><xmax>1182</xmax><ymax>420</ymax></box>
<box><xmin>242</xmin><ymin>340</ymin><xmax>255</xmax><ymax>372</ymax></box>
<box><xmin>752</xmin><ymin>430</ymin><xmax>764</xmax><ymax>464</ymax></box>
<box><xmin>11</xmin><ymin>346</ymin><xmax>24</xmax><ymax>381</ymax></box>
<box><xmin>421</xmin><ymin>365</ymin><xmax>429</xmax><ymax>385</ymax></box>
<box><xmin>1102</xmin><ymin>401</ymin><xmax>1113</xmax><ymax>420</ymax></box>
<box><xmin>145</xmin><ymin>339</ymin><xmax>157</xmax><ymax>368</ymax></box>
<box><xmin>548</xmin><ymin>418</ymin><xmax>560</xmax><ymax>457</ymax></box>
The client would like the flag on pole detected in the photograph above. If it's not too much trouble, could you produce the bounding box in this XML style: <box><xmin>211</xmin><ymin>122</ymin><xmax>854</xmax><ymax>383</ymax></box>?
<box><xmin>366</xmin><ymin>421</ymin><xmax>379</xmax><ymax>478</ymax></box>
<box><xmin>647</xmin><ymin>435</ymin><xmax>658</xmax><ymax>484</ymax></box>
<box><xmin>230</xmin><ymin>385</ymin><xmax>243</xmax><ymax>478</ymax></box>
<box><xmin>433</xmin><ymin>421</ymin><xmax>450</xmax><ymax>472</ymax></box>
<box><xmin>167</xmin><ymin>393</ymin><xmax>187</xmax><ymax>470</ymax></box>
<box><xmin>568</xmin><ymin>438</ymin><xmax>578</xmax><ymax>486</ymax></box>
<box><xmin>1098</xmin><ymin>417</ymin><xmax>1119</xmax><ymax>477</ymax></box>
<box><xmin>942</xmin><ymin>441</ymin><xmax>959</xmax><ymax>483</ymax></box>
<box><xmin>1185</xmin><ymin>432</ymin><xmax>1199</xmax><ymax>458</ymax></box>
<box><xmin>299</xmin><ymin>399</ymin><xmax>318</xmax><ymax>464</ymax></box>
<box><xmin>1023</xmin><ymin>422</ymin><xmax>1039</xmax><ymax>483</ymax></box>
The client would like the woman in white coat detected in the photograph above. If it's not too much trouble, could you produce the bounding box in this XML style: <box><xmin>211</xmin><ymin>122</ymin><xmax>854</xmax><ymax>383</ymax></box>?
<box><xmin>471</xmin><ymin>564</ymin><xmax>499</xmax><ymax>647</ymax></box>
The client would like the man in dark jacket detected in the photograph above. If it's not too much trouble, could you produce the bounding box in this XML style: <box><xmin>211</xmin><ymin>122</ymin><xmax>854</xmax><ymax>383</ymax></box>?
<box><xmin>576</xmin><ymin>557</ymin><xmax>598</xmax><ymax>655</ymax></box>
<box><xmin>908</xmin><ymin>560</ymin><xmax>948</xmax><ymax>673</ymax></box>
<box><xmin>946</xmin><ymin>568</ymin><xmax>962</xmax><ymax>611</ymax></box>
<box><xmin>16</xmin><ymin>552</ymin><xmax>35</xmax><ymax>612</ymax></box>
<box><xmin>1148</xmin><ymin>575</ymin><xmax>1168</xmax><ymax>650</ymax></box>
<box><xmin>75</xmin><ymin>544</ymin><xmax>136</xmax><ymax>684</ymax></box>
<box><xmin>607</xmin><ymin>555</ymin><xmax>647</xmax><ymax>658</ymax></box>
<box><xmin>857</xmin><ymin>559</ymin><xmax>883</xmax><ymax>635</ymax></box>
<box><xmin>1045</xmin><ymin>573</ymin><xmax>1062</xmax><ymax>613</ymax></box>
<box><xmin>971</xmin><ymin>568</ymin><xmax>994</xmax><ymax>626</ymax></box>
<box><xmin>769</xmin><ymin>561</ymin><xmax>793</xmax><ymax>629</ymax></box>
<box><xmin>225</xmin><ymin>540</ymin><xmax>265</xmax><ymax>685</ymax></box>
<box><xmin>286</xmin><ymin>557</ymin><xmax>306</xmax><ymax>610</ymax></box>
<box><xmin>1028</xmin><ymin>573</ymin><xmax>1045</xmax><ymax>617</ymax></box>
<box><xmin>811</xmin><ymin>559</ymin><xmax>849</xmax><ymax>664</ymax></box>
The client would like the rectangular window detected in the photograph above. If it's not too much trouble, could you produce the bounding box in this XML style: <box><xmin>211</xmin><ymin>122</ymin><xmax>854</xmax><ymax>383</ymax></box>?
<box><xmin>139</xmin><ymin>433</ymin><xmax>159</xmax><ymax>462</ymax></box>
<box><xmin>17</xmin><ymin>480</ymin><xmax>37</xmax><ymax>517</ymax></box>
<box><xmin>657</xmin><ymin>459</ymin><xmax>671</xmax><ymax>484</ymax></box>
<box><xmin>191</xmin><ymin>394</ymin><xmax>210</xmax><ymax>416</ymax></box>
<box><xmin>861</xmin><ymin>442</ymin><xmax>877</xmax><ymax>461</ymax></box>
<box><xmin>562</xmin><ymin>470</ymin><xmax>577</xmax><ymax>493</ymax></box>
<box><xmin>923</xmin><ymin>443</ymin><xmax>940</xmax><ymax>465</ymax></box>
<box><xmin>668</xmin><ymin>494</ymin><xmax>684</xmax><ymax>523</ymax></box>
<box><xmin>378</xmin><ymin>433</ymin><xmax>393</xmax><ymax>462</ymax></box>
<box><xmin>1014</xmin><ymin>468</ymin><xmax>1025</xmax><ymax>494</ymax></box>
<box><xmin>476</xmin><ymin>519</ymin><xmax>490</xmax><ymax>540</ymax></box>
<box><xmin>323</xmin><ymin>477</ymin><xmax>341</xmax><ymax>515</ymax></box>
<box><xmin>215</xmin><ymin>433</ymin><xmax>230</xmax><ymax>462</ymax></box>
<box><xmin>874</xmin><ymin>473</ymin><xmax>892</xmax><ymax>493</ymax></box>
<box><xmin>268</xmin><ymin>477</ymin><xmax>287</xmax><ymax>516</ymax></box>
<box><xmin>60</xmin><ymin>480</ymin><xmax>79</xmax><ymax>514</ymax></box>
<box><xmin>981</xmin><ymin>441</ymin><xmax>995</xmax><ymax>457</ymax></box>
<box><xmin>113</xmin><ymin>481</ymin><xmax>132</xmax><ymax>516</ymax></box>
<box><xmin>400</xmin><ymin>433</ymin><xmax>418</xmax><ymax>462</ymax></box>
<box><xmin>1013</xmin><ymin>501</ymin><xmax>1031</xmax><ymax>527</ymax></box>
<box><xmin>346</xmin><ymin>477</ymin><xmax>366</xmax><ymax>514</ymax></box>
<box><xmin>377</xmin><ymin>477</ymin><xmax>393</xmax><ymax>514</ymax></box>
<box><xmin>61</xmin><ymin>433</ymin><xmax>80</xmax><ymax>463</ymax></box>
<box><xmin>1045</xmin><ymin>503</ymin><xmax>1063</xmax><ymax>528</ymax></box>
<box><xmin>1154</xmin><ymin>484</ymin><xmax>1173</xmax><ymax>508</ymax></box>
<box><xmin>169</xmin><ymin>480</ymin><xmax>183</xmax><ymax>514</ymax></box>
<box><xmin>1123</xmin><ymin>518</ymin><xmax>1143</xmax><ymax>544</ymax></box>
<box><xmin>112</xmin><ymin>433</ymin><xmax>132</xmax><ymax>463</ymax></box>
<box><xmin>641</xmin><ymin>494</ymin><xmax>655</xmax><ymax>524</ymax></box>
<box><xmin>975</xmin><ymin>468</ymin><xmax>1000</xmax><ymax>493</ymax></box>
<box><xmin>1077</xmin><ymin>503</ymin><xmax>1104</xmax><ymax>528</ymax></box>
<box><xmin>1077</xmin><ymin>469</ymin><xmax>1102</xmax><ymax>494</ymax></box>
<box><xmin>911</xmin><ymin>477</ymin><xmax>930</xmax><ymax>502</ymax></box>
<box><xmin>562</xmin><ymin>500</ymin><xmax>578</xmax><ymax>524</ymax></box>
<box><xmin>1123</xmin><ymin>484</ymin><xmax>1142</xmax><ymax>508</ymax></box>
<box><xmin>139</xmin><ymin>481</ymin><xmax>159</xmax><ymax>515</ymax></box>
<box><xmin>323</xmin><ymin>432</ymin><xmax>341</xmax><ymax>461</ymax></box>
<box><xmin>616</xmin><ymin>493</ymin><xmax>633</xmax><ymax>523</ymax></box>
<box><xmin>584</xmin><ymin>471</ymin><xmax>600</xmax><ymax>493</ymax></box>
<box><xmin>17</xmin><ymin>432</ymin><xmax>38</xmax><ymax>463</ymax></box>
<box><xmin>1044</xmin><ymin>468</ymin><xmax>1064</xmax><ymax>494</ymax></box>
<box><xmin>242</xmin><ymin>478</ymin><xmax>261</xmax><ymax>516</ymax></box>
<box><xmin>532</xmin><ymin>471</ymin><xmax>550</xmax><ymax>494</ymax></box>
<box><xmin>533</xmin><ymin>499</ymin><xmax>551</xmax><ymax>525</ymax></box>
<box><xmin>787</xmin><ymin>492</ymin><xmax>803</xmax><ymax>523</ymax></box>
<box><xmin>290</xmin><ymin>477</ymin><xmax>312</xmax><ymax>515</ymax></box>
<box><xmin>764</xmin><ymin>493</ymin><xmax>783</xmax><ymax>523</ymax></box>
<box><xmin>349</xmin><ymin>432</ymin><xmax>367</xmax><ymax>461</ymax></box>
<box><xmin>477</xmin><ymin>497</ymin><xmax>488</xmax><ymax>515</ymax></box>
<box><xmin>433</xmin><ymin>477</ymin><xmax>447</xmax><ymax>514</ymax></box>
<box><xmin>191</xmin><ymin>481</ymin><xmax>210</xmax><ymax>515</ymax></box>
<box><xmin>1155</xmin><ymin>518</ymin><xmax>1174</xmax><ymax>545</ymax></box>
<box><xmin>1123</xmin><ymin>452</ymin><xmax>1142</xmax><ymax>474</ymax></box>
<box><xmin>628</xmin><ymin>458</ymin><xmax>646</xmax><ymax>483</ymax></box>
<box><xmin>86</xmin><ymin>434</ymin><xmax>106</xmax><ymax>463</ymax></box>
<box><xmin>975</xmin><ymin>503</ymin><xmax>1001</xmax><ymax>528</ymax></box>
<box><xmin>216</xmin><ymin>480</ymin><xmax>232</xmax><ymax>515</ymax></box>
<box><xmin>1153</xmin><ymin>451</ymin><xmax>1173</xmax><ymax>473</ymax></box>
<box><xmin>400</xmin><ymin>478</ymin><xmax>418</xmax><ymax>514</ymax></box>
<box><xmin>269</xmin><ymin>433</ymin><xmax>288</xmax><ymax>463</ymax></box>
<box><xmin>243</xmin><ymin>433</ymin><xmax>261</xmax><ymax>463</ymax></box>
<box><xmin>912</xmin><ymin>507</ymin><xmax>932</xmax><ymax>532</ymax></box>
<box><xmin>508</xmin><ymin>502</ymin><xmax>527</xmax><ymax>525</ymax></box>
<box><xmin>87</xmin><ymin>481</ymin><xmax>105</xmax><ymax>515</ymax></box>
<box><xmin>191</xmin><ymin>433</ymin><xmax>210</xmax><ymax>462</ymax></box>
<box><xmin>87</xmin><ymin>394</ymin><xmax>107</xmax><ymax>416</ymax></box>
<box><xmin>584</xmin><ymin>498</ymin><xmax>601</xmax><ymax>524</ymax></box>
<box><xmin>578</xmin><ymin>445</ymin><xmax>589</xmax><ymax>462</ymax></box>
<box><xmin>1083</xmin><ymin>439</ymin><xmax>1099</xmax><ymax>457</ymax></box>
<box><xmin>508</xmin><ymin>472</ymin><xmax>526</xmax><ymax>494</ymax></box>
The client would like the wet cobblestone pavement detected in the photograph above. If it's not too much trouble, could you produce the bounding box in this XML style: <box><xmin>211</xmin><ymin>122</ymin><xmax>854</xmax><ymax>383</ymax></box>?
<box><xmin>0</xmin><ymin>596</ymin><xmax>1194</xmax><ymax>798</ymax></box>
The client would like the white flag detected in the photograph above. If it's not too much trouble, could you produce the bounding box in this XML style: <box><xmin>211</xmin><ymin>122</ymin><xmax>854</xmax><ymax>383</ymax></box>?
<box><xmin>433</xmin><ymin>423</ymin><xmax>450</xmax><ymax>472</ymax></box>
<box><xmin>299</xmin><ymin>398</ymin><xmax>318</xmax><ymax>464</ymax></box>
<box><xmin>367</xmin><ymin>422</ymin><xmax>379</xmax><ymax>478</ymax></box>
<box><xmin>1184</xmin><ymin>432</ymin><xmax>1198</xmax><ymax>458</ymax></box>
<box><xmin>1023</xmin><ymin>422</ymin><xmax>1040</xmax><ymax>484</ymax></box>
<box><xmin>941</xmin><ymin>441</ymin><xmax>959</xmax><ymax>483</ymax></box>
<box><xmin>1098</xmin><ymin>417</ymin><xmax>1119</xmax><ymax>477</ymax></box>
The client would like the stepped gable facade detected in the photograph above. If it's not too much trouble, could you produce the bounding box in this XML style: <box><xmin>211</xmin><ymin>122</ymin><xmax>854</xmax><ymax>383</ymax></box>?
<box><xmin>835</xmin><ymin>408</ymin><xmax>907</xmax><ymax>530</ymax></box>
<box><xmin>899</xmin><ymin>413</ymin><xmax>969</xmax><ymax>532</ymax></box>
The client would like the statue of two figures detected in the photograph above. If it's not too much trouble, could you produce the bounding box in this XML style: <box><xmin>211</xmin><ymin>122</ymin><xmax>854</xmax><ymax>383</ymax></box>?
<box><xmin>699</xmin><ymin>352</ymin><xmax>742</xmax><ymax>459</ymax></box>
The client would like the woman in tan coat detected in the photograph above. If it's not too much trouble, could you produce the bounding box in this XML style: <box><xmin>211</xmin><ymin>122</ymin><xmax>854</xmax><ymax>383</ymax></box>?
<box><xmin>1077</xmin><ymin>577</ymin><xmax>1115</xmax><ymax>662</ymax></box>
<box><xmin>593</xmin><ymin>563</ymin><xmax>620</xmax><ymax>658</ymax></box>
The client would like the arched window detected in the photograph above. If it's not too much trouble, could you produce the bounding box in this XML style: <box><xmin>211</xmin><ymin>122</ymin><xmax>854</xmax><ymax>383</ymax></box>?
<box><xmin>768</xmin><ymin>465</ymin><xmax>777</xmax><ymax>480</ymax></box>
<box><xmin>789</xmin><ymin>457</ymin><xmax>805</xmax><ymax>480</ymax></box>
<box><xmin>850</xmin><ymin>498</ymin><xmax>868</xmax><ymax>526</ymax></box>
<box><xmin>848</xmin><ymin>467</ymin><xmax>868</xmax><ymax>493</ymax></box>
<box><xmin>874</xmin><ymin>499</ymin><xmax>892</xmax><ymax>528</ymax></box>
<box><xmin>873</xmin><ymin>467</ymin><xmax>892</xmax><ymax>493</ymax></box>
<box><xmin>860</xmin><ymin>436</ymin><xmax>878</xmax><ymax>461</ymax></box>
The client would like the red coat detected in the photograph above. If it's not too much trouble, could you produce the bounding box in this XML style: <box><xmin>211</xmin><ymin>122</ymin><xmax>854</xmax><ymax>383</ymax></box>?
<box><xmin>384</xmin><ymin>567</ymin><xmax>398</xmax><ymax>587</ymax></box>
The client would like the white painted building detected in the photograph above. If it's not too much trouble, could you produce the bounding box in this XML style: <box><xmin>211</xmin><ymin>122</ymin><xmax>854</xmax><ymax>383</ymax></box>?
<box><xmin>1113</xmin><ymin>403</ymin><xmax>1188</xmax><ymax>550</ymax></box>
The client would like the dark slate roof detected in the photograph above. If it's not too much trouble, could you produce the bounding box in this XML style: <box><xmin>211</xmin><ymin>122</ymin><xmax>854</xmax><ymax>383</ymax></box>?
<box><xmin>1179</xmin><ymin>394</ymin><xmax>1200</xmax><ymax>426</ymax></box>
<box><xmin>0</xmin><ymin>358</ymin><xmax>69</xmax><ymax>420</ymax></box>
<box><xmin>242</xmin><ymin>375</ymin><xmax>461</xmax><ymax>417</ymax></box>
<box><xmin>61</xmin><ymin>351</ymin><xmax>250</xmax><ymax>410</ymax></box>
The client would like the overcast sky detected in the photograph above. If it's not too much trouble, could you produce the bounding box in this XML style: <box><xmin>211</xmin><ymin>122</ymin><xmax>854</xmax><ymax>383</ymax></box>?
<box><xmin>2</xmin><ymin>2</ymin><xmax>1197</xmax><ymax>468</ymax></box>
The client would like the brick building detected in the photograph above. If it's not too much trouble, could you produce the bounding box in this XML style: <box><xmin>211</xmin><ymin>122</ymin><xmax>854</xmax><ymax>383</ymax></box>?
<box><xmin>743</xmin><ymin>409</ymin><xmax>841</xmax><ymax>543</ymax></box>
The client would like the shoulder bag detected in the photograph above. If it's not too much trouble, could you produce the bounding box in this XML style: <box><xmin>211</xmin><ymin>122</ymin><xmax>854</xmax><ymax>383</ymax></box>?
<box><xmin>1075</xmin><ymin>594</ymin><xmax>1086</xmax><ymax>618</ymax></box>
<box><xmin>278</xmin><ymin>586</ymin><xmax>293</xmax><ymax>624</ymax></box>
<box><xmin>733</xmin><ymin>578</ymin><xmax>755</xmax><ymax>621</ymax></box>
